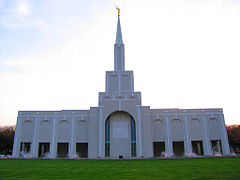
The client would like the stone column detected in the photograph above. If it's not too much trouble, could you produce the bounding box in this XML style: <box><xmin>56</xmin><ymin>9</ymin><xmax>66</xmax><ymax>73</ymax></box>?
<box><xmin>69</xmin><ymin>117</ymin><xmax>76</xmax><ymax>158</ymax></box>
<box><xmin>12</xmin><ymin>116</ymin><xmax>22</xmax><ymax>157</ymax></box>
<box><xmin>202</xmin><ymin>116</ymin><xmax>211</xmax><ymax>155</ymax></box>
<box><xmin>136</xmin><ymin>105</ymin><xmax>143</xmax><ymax>157</ymax></box>
<box><xmin>197</xmin><ymin>143</ymin><xmax>202</xmax><ymax>155</ymax></box>
<box><xmin>217</xmin><ymin>141</ymin><xmax>221</xmax><ymax>153</ymax></box>
<box><xmin>219</xmin><ymin>114</ymin><xmax>230</xmax><ymax>155</ymax></box>
<box><xmin>165</xmin><ymin>115</ymin><xmax>173</xmax><ymax>155</ymax></box>
<box><xmin>50</xmin><ymin>118</ymin><xmax>57</xmax><ymax>158</ymax></box>
<box><xmin>21</xmin><ymin>143</ymin><xmax>24</xmax><ymax>152</ymax></box>
<box><xmin>98</xmin><ymin>106</ymin><xmax>104</xmax><ymax>158</ymax></box>
<box><xmin>40</xmin><ymin>144</ymin><xmax>44</xmax><ymax>157</ymax></box>
<box><xmin>31</xmin><ymin>117</ymin><xmax>40</xmax><ymax>158</ymax></box>
<box><xmin>184</xmin><ymin>115</ymin><xmax>192</xmax><ymax>154</ymax></box>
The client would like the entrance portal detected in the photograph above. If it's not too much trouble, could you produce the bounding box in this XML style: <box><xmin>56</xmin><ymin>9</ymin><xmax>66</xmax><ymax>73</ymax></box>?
<box><xmin>105</xmin><ymin>111</ymin><xmax>136</xmax><ymax>158</ymax></box>
<box><xmin>57</xmin><ymin>143</ymin><xmax>69</xmax><ymax>158</ymax></box>
<box><xmin>38</xmin><ymin>143</ymin><xmax>50</xmax><ymax>157</ymax></box>
<box><xmin>211</xmin><ymin>140</ymin><xmax>222</xmax><ymax>154</ymax></box>
<box><xmin>192</xmin><ymin>141</ymin><xmax>203</xmax><ymax>156</ymax></box>
<box><xmin>153</xmin><ymin>142</ymin><xmax>165</xmax><ymax>157</ymax></box>
<box><xmin>76</xmin><ymin>143</ymin><xmax>88</xmax><ymax>158</ymax></box>
<box><xmin>173</xmin><ymin>141</ymin><xmax>184</xmax><ymax>156</ymax></box>
<box><xmin>20</xmin><ymin>142</ymin><xmax>31</xmax><ymax>157</ymax></box>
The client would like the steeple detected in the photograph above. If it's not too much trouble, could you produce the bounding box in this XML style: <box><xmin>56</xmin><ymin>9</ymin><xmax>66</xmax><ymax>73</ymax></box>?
<box><xmin>115</xmin><ymin>15</ymin><xmax>123</xmax><ymax>44</ymax></box>
<box><xmin>114</xmin><ymin>7</ymin><xmax>125</xmax><ymax>71</ymax></box>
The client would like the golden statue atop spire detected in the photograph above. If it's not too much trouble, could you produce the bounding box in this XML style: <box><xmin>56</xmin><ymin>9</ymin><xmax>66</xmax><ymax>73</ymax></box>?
<box><xmin>116</xmin><ymin>7</ymin><xmax>120</xmax><ymax>16</ymax></box>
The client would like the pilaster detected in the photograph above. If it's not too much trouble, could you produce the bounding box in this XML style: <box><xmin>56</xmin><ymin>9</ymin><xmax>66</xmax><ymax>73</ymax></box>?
<box><xmin>50</xmin><ymin>118</ymin><xmax>57</xmax><ymax>158</ymax></box>
<box><xmin>184</xmin><ymin>115</ymin><xmax>192</xmax><ymax>154</ymax></box>
<box><xmin>12</xmin><ymin>116</ymin><xmax>22</xmax><ymax>157</ymax></box>
<box><xmin>69</xmin><ymin>117</ymin><xmax>76</xmax><ymax>158</ymax></box>
<box><xmin>31</xmin><ymin>118</ymin><xmax>40</xmax><ymax>157</ymax></box>
<box><xmin>219</xmin><ymin>114</ymin><xmax>230</xmax><ymax>155</ymax></box>
<box><xmin>165</xmin><ymin>115</ymin><xmax>173</xmax><ymax>154</ymax></box>
<box><xmin>137</xmin><ymin>105</ymin><xmax>143</xmax><ymax>157</ymax></box>
<box><xmin>202</xmin><ymin>116</ymin><xmax>211</xmax><ymax>155</ymax></box>
<box><xmin>98</xmin><ymin>106</ymin><xmax>104</xmax><ymax>158</ymax></box>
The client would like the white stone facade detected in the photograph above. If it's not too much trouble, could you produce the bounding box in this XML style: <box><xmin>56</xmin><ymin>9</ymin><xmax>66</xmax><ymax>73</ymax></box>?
<box><xmin>12</xmin><ymin>15</ymin><xmax>230</xmax><ymax>159</ymax></box>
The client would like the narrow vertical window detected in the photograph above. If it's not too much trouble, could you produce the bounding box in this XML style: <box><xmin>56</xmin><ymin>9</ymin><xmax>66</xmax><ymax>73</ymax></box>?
<box><xmin>131</xmin><ymin>117</ymin><xmax>136</xmax><ymax>157</ymax></box>
<box><xmin>105</xmin><ymin>117</ymin><xmax>110</xmax><ymax>157</ymax></box>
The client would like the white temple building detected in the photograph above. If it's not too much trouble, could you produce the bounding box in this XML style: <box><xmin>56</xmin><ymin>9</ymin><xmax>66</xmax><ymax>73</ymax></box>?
<box><xmin>12</xmin><ymin>11</ymin><xmax>230</xmax><ymax>159</ymax></box>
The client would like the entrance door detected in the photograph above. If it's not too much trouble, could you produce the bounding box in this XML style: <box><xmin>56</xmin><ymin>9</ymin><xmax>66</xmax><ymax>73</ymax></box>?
<box><xmin>109</xmin><ymin>112</ymin><xmax>131</xmax><ymax>158</ymax></box>
<box><xmin>153</xmin><ymin>142</ymin><xmax>165</xmax><ymax>157</ymax></box>
<box><xmin>38</xmin><ymin>143</ymin><xmax>50</xmax><ymax>157</ymax></box>
<box><xmin>57</xmin><ymin>143</ymin><xmax>68</xmax><ymax>158</ymax></box>
<box><xmin>76</xmin><ymin>143</ymin><xmax>88</xmax><ymax>158</ymax></box>
<box><xmin>173</xmin><ymin>141</ymin><xmax>184</xmax><ymax>156</ymax></box>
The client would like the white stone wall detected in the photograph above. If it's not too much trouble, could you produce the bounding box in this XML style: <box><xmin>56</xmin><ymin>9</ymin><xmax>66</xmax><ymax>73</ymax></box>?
<box><xmin>12</xmin><ymin>107</ymin><xmax>230</xmax><ymax>158</ymax></box>
<box><xmin>149</xmin><ymin>108</ymin><xmax>230</xmax><ymax>156</ymax></box>
<box><xmin>12</xmin><ymin>110</ymin><xmax>91</xmax><ymax>158</ymax></box>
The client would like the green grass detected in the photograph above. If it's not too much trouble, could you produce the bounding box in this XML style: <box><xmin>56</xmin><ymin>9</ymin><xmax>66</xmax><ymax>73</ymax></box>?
<box><xmin>0</xmin><ymin>157</ymin><xmax>239</xmax><ymax>180</ymax></box>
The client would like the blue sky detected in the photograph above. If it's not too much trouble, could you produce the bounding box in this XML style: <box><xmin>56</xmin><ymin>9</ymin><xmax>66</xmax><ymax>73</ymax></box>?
<box><xmin>0</xmin><ymin>0</ymin><xmax>110</xmax><ymax>62</ymax></box>
<box><xmin>1</xmin><ymin>0</ymin><xmax>240</xmax><ymax>126</ymax></box>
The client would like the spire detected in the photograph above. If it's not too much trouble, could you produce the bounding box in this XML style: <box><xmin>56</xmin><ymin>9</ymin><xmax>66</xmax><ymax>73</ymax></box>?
<box><xmin>115</xmin><ymin>8</ymin><xmax>123</xmax><ymax>44</ymax></box>
<box><xmin>114</xmin><ymin>7</ymin><xmax>125</xmax><ymax>71</ymax></box>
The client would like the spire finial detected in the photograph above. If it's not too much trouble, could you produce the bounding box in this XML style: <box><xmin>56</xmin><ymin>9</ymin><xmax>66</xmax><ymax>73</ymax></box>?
<box><xmin>116</xmin><ymin>7</ymin><xmax>120</xmax><ymax>16</ymax></box>
<box><xmin>115</xmin><ymin>7</ymin><xmax>123</xmax><ymax>44</ymax></box>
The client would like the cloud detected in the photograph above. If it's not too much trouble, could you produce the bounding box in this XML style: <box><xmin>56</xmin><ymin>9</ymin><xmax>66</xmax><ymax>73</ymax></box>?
<box><xmin>0</xmin><ymin>6</ymin><xmax>115</xmax><ymax>125</ymax></box>
<box><xmin>0</xmin><ymin>0</ymin><xmax>31</xmax><ymax>28</ymax></box>
<box><xmin>1</xmin><ymin>0</ymin><xmax>240</xmax><ymax>126</ymax></box>
<box><xmin>16</xmin><ymin>0</ymin><xmax>30</xmax><ymax>16</ymax></box>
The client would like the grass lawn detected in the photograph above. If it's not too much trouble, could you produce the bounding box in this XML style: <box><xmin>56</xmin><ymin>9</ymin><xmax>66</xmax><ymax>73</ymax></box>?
<box><xmin>0</xmin><ymin>157</ymin><xmax>239</xmax><ymax>180</ymax></box>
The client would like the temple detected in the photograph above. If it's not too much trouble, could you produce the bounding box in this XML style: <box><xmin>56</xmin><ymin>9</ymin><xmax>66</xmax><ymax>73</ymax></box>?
<box><xmin>12</xmin><ymin>11</ymin><xmax>230</xmax><ymax>158</ymax></box>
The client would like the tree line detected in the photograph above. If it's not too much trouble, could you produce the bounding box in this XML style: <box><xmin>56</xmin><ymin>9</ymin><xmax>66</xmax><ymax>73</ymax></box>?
<box><xmin>226</xmin><ymin>124</ymin><xmax>240</xmax><ymax>154</ymax></box>
<box><xmin>0</xmin><ymin>126</ymin><xmax>15</xmax><ymax>155</ymax></box>
<box><xmin>0</xmin><ymin>125</ymin><xmax>240</xmax><ymax>155</ymax></box>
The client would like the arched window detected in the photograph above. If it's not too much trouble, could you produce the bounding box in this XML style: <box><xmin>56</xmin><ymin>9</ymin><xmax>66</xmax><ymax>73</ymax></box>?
<box><xmin>171</xmin><ymin>119</ymin><xmax>184</xmax><ymax>141</ymax></box>
<box><xmin>22</xmin><ymin>120</ymin><xmax>33</xmax><ymax>142</ymax></box>
<box><xmin>153</xmin><ymin>120</ymin><xmax>164</xmax><ymax>141</ymax></box>
<box><xmin>190</xmin><ymin>119</ymin><xmax>202</xmax><ymax>140</ymax></box>
<box><xmin>76</xmin><ymin>121</ymin><xmax>88</xmax><ymax>142</ymax></box>
<box><xmin>39</xmin><ymin>120</ymin><xmax>51</xmax><ymax>142</ymax></box>
<box><xmin>208</xmin><ymin>118</ymin><xmax>220</xmax><ymax>140</ymax></box>
<box><xmin>57</xmin><ymin>120</ymin><xmax>70</xmax><ymax>142</ymax></box>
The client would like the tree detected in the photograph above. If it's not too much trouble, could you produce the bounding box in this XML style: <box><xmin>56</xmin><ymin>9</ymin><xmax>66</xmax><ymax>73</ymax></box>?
<box><xmin>226</xmin><ymin>124</ymin><xmax>240</xmax><ymax>154</ymax></box>
<box><xmin>0</xmin><ymin>126</ymin><xmax>15</xmax><ymax>155</ymax></box>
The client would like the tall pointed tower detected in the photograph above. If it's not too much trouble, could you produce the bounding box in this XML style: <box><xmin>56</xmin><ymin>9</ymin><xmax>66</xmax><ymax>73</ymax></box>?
<box><xmin>97</xmin><ymin>9</ymin><xmax>145</xmax><ymax>158</ymax></box>
<box><xmin>114</xmin><ymin>12</ymin><xmax>125</xmax><ymax>71</ymax></box>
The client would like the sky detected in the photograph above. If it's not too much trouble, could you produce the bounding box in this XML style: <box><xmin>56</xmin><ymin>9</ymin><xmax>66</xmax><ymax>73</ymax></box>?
<box><xmin>0</xmin><ymin>0</ymin><xmax>240</xmax><ymax>126</ymax></box>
